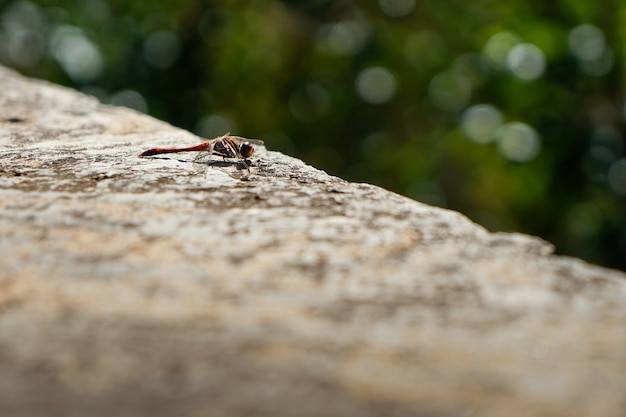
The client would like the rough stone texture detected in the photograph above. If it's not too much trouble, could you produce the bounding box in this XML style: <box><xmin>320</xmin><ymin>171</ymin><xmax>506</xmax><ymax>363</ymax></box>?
<box><xmin>1</xmin><ymin>65</ymin><xmax>625</xmax><ymax>417</ymax></box>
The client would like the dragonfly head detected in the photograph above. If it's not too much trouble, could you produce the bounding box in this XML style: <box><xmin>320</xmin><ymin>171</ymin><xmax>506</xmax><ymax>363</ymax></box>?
<box><xmin>239</xmin><ymin>141</ymin><xmax>254</xmax><ymax>158</ymax></box>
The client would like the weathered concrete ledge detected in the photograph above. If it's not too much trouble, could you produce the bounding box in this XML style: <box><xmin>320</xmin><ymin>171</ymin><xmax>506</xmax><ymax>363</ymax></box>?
<box><xmin>1</xmin><ymin>65</ymin><xmax>625</xmax><ymax>417</ymax></box>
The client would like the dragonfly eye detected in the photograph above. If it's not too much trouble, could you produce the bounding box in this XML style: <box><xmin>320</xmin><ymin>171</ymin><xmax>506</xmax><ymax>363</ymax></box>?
<box><xmin>240</xmin><ymin>141</ymin><xmax>254</xmax><ymax>158</ymax></box>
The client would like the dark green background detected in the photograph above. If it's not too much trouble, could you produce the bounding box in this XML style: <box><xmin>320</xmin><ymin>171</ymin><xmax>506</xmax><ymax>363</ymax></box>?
<box><xmin>2</xmin><ymin>0</ymin><xmax>625</xmax><ymax>271</ymax></box>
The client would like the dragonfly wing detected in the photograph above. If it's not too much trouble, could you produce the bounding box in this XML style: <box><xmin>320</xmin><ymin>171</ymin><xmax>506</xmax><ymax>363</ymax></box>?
<box><xmin>192</xmin><ymin>141</ymin><xmax>215</xmax><ymax>167</ymax></box>
<box><xmin>229</xmin><ymin>136</ymin><xmax>265</xmax><ymax>147</ymax></box>
<box><xmin>247</xmin><ymin>139</ymin><xmax>265</xmax><ymax>147</ymax></box>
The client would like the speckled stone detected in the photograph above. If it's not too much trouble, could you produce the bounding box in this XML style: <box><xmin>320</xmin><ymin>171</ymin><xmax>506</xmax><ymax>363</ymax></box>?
<box><xmin>1</xmin><ymin>66</ymin><xmax>625</xmax><ymax>417</ymax></box>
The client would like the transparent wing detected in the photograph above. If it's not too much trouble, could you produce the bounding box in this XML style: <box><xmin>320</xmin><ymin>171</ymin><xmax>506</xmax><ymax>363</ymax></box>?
<box><xmin>229</xmin><ymin>136</ymin><xmax>265</xmax><ymax>147</ymax></box>
<box><xmin>192</xmin><ymin>142</ymin><xmax>215</xmax><ymax>174</ymax></box>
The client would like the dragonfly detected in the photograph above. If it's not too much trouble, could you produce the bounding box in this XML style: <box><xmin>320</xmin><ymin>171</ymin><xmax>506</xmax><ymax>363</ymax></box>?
<box><xmin>138</xmin><ymin>133</ymin><xmax>262</xmax><ymax>172</ymax></box>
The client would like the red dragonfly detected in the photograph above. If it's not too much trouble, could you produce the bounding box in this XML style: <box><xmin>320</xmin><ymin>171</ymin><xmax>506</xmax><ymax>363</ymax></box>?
<box><xmin>138</xmin><ymin>133</ymin><xmax>262</xmax><ymax>170</ymax></box>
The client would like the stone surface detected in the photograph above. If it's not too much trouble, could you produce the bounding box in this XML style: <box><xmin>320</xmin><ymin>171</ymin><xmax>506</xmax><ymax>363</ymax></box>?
<box><xmin>1</xmin><ymin>65</ymin><xmax>625</xmax><ymax>417</ymax></box>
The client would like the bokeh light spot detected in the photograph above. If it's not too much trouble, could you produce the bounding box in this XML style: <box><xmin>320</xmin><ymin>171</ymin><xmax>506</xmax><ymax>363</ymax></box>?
<box><xmin>50</xmin><ymin>25</ymin><xmax>103</xmax><ymax>82</ymax></box>
<box><xmin>591</xmin><ymin>126</ymin><xmax>623</xmax><ymax>161</ymax></box>
<box><xmin>461</xmin><ymin>104</ymin><xmax>503</xmax><ymax>144</ymax></box>
<box><xmin>506</xmin><ymin>43</ymin><xmax>546</xmax><ymax>81</ymax></box>
<box><xmin>143</xmin><ymin>30</ymin><xmax>181</xmax><ymax>69</ymax></box>
<box><xmin>1</xmin><ymin>0</ymin><xmax>43</xmax><ymax>34</ymax></box>
<box><xmin>497</xmin><ymin>122</ymin><xmax>540</xmax><ymax>162</ymax></box>
<box><xmin>568</xmin><ymin>24</ymin><xmax>605</xmax><ymax>61</ymax></box>
<box><xmin>316</xmin><ymin>20</ymin><xmax>370</xmax><ymax>56</ymax></box>
<box><xmin>428</xmin><ymin>71</ymin><xmax>471</xmax><ymax>112</ymax></box>
<box><xmin>8</xmin><ymin>30</ymin><xmax>44</xmax><ymax>67</ymax></box>
<box><xmin>482</xmin><ymin>31</ymin><xmax>521</xmax><ymax>70</ymax></box>
<box><xmin>378</xmin><ymin>0</ymin><xmax>416</xmax><ymax>18</ymax></box>
<box><xmin>195</xmin><ymin>115</ymin><xmax>237</xmax><ymax>139</ymax></box>
<box><xmin>568</xmin><ymin>24</ymin><xmax>613</xmax><ymax>77</ymax></box>
<box><xmin>110</xmin><ymin>89</ymin><xmax>148</xmax><ymax>113</ymax></box>
<box><xmin>608</xmin><ymin>159</ymin><xmax>626</xmax><ymax>195</ymax></box>
<box><xmin>356</xmin><ymin>67</ymin><xmax>397</xmax><ymax>104</ymax></box>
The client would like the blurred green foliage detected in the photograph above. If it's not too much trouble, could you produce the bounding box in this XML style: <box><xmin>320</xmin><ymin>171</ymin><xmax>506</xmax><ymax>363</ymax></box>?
<box><xmin>1</xmin><ymin>0</ymin><xmax>625</xmax><ymax>270</ymax></box>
